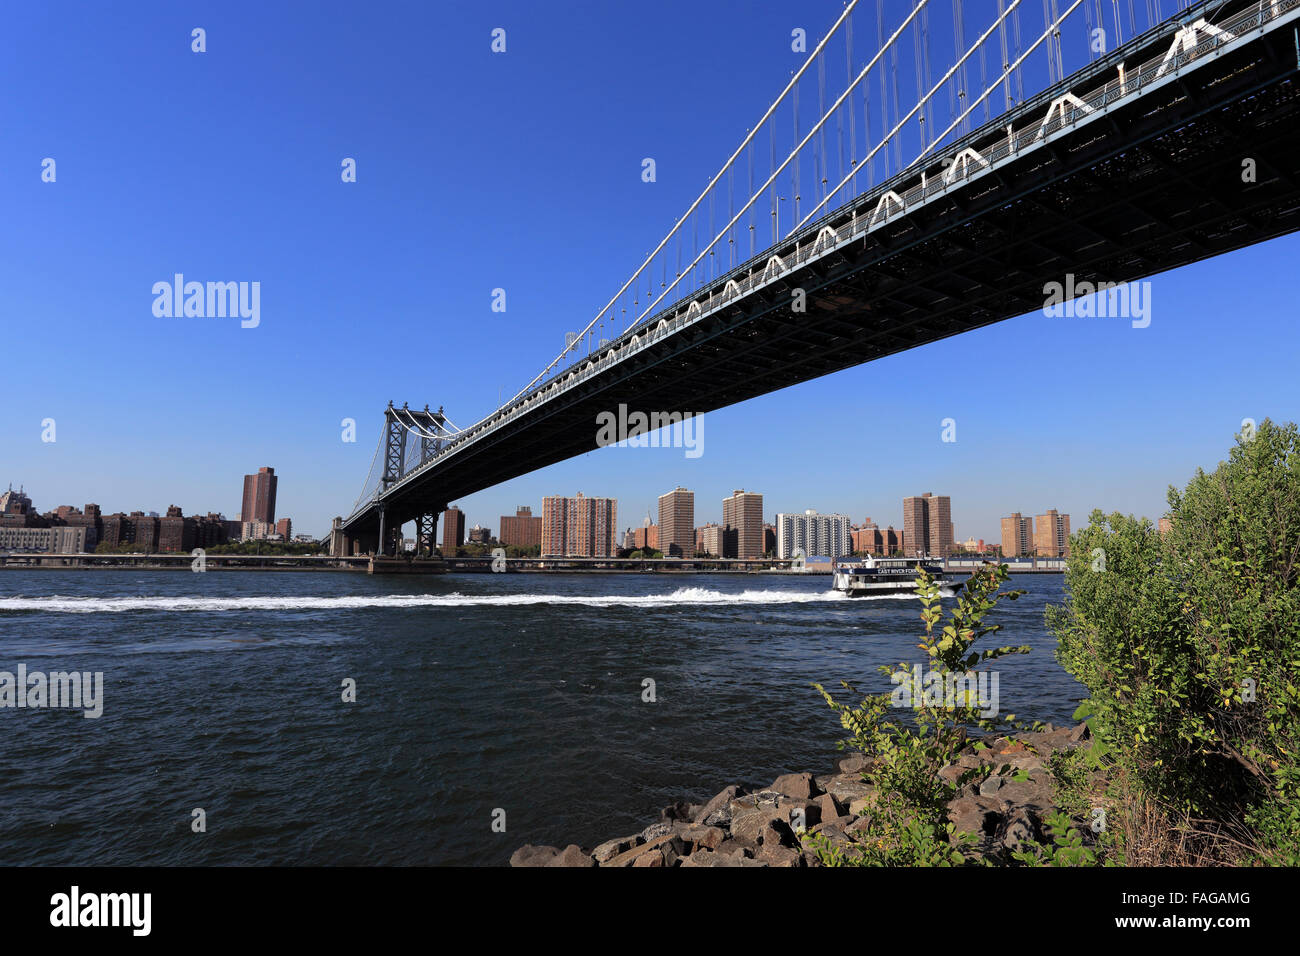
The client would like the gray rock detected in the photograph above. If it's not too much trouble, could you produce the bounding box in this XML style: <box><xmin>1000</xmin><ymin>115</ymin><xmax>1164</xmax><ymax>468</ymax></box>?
<box><xmin>509</xmin><ymin>844</ymin><xmax>560</xmax><ymax>867</ymax></box>
<box><xmin>1001</xmin><ymin>808</ymin><xmax>1039</xmax><ymax>852</ymax></box>
<box><xmin>640</xmin><ymin>820</ymin><xmax>676</xmax><ymax>842</ymax></box>
<box><xmin>694</xmin><ymin>784</ymin><xmax>743</xmax><ymax>827</ymax></box>
<box><xmin>978</xmin><ymin>774</ymin><xmax>1004</xmax><ymax>797</ymax></box>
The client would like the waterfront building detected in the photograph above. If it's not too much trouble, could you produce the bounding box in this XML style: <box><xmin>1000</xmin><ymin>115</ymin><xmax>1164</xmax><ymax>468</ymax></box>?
<box><xmin>776</xmin><ymin>510</ymin><xmax>852</xmax><ymax>560</ymax></box>
<box><xmin>722</xmin><ymin>489</ymin><xmax>763</xmax><ymax>559</ymax></box>
<box><xmin>240</xmin><ymin>520</ymin><xmax>274</xmax><ymax>542</ymax></box>
<box><xmin>241</xmin><ymin>467</ymin><xmax>278</xmax><ymax>526</ymax></box>
<box><xmin>499</xmin><ymin>506</ymin><xmax>542</xmax><ymax>549</ymax></box>
<box><xmin>276</xmin><ymin>518</ymin><xmax>292</xmax><ymax>540</ymax></box>
<box><xmin>658</xmin><ymin>487</ymin><xmax>694</xmax><ymax>558</ymax></box>
<box><xmin>1034</xmin><ymin>510</ymin><xmax>1071</xmax><ymax>558</ymax></box>
<box><xmin>0</xmin><ymin>525</ymin><xmax>88</xmax><ymax>553</ymax></box>
<box><xmin>159</xmin><ymin>505</ymin><xmax>192</xmax><ymax>552</ymax></box>
<box><xmin>468</xmin><ymin>524</ymin><xmax>491</xmax><ymax>544</ymax></box>
<box><xmin>1000</xmin><ymin>513</ymin><xmax>1035</xmax><ymax>557</ymax></box>
<box><xmin>132</xmin><ymin>512</ymin><xmax>160</xmax><ymax>551</ymax></box>
<box><xmin>443</xmin><ymin>506</ymin><xmax>465</xmax><ymax>554</ymax></box>
<box><xmin>696</xmin><ymin>522</ymin><xmax>721</xmax><ymax>557</ymax></box>
<box><xmin>902</xmin><ymin>493</ymin><xmax>954</xmax><ymax>557</ymax></box>
<box><xmin>542</xmin><ymin>493</ymin><xmax>617</xmax><ymax>557</ymax></box>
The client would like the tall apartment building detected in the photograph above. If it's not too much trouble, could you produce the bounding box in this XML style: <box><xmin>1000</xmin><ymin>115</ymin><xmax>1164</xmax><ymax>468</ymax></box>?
<box><xmin>542</xmin><ymin>493</ymin><xmax>617</xmax><ymax>557</ymax></box>
<box><xmin>658</xmin><ymin>487</ymin><xmax>695</xmax><ymax>558</ymax></box>
<box><xmin>542</xmin><ymin>496</ymin><xmax>568</xmax><ymax>556</ymax></box>
<box><xmin>722</xmin><ymin>489</ymin><xmax>764</xmax><ymax>559</ymax></box>
<box><xmin>442</xmin><ymin>505</ymin><xmax>465</xmax><ymax>554</ymax></box>
<box><xmin>776</xmin><ymin>510</ymin><xmax>853</xmax><ymax>559</ymax></box>
<box><xmin>276</xmin><ymin>518</ymin><xmax>292</xmax><ymax>540</ymax></box>
<box><xmin>902</xmin><ymin>493</ymin><xmax>954</xmax><ymax>557</ymax></box>
<box><xmin>499</xmin><ymin>506</ymin><xmax>542</xmax><ymax>549</ymax></box>
<box><xmin>241</xmin><ymin>467</ymin><xmax>278</xmax><ymax>526</ymax></box>
<box><xmin>1000</xmin><ymin>513</ymin><xmax>1035</xmax><ymax>557</ymax></box>
<box><xmin>131</xmin><ymin>512</ymin><xmax>160</xmax><ymax>551</ymax></box>
<box><xmin>1034</xmin><ymin>509</ymin><xmax>1071</xmax><ymax>558</ymax></box>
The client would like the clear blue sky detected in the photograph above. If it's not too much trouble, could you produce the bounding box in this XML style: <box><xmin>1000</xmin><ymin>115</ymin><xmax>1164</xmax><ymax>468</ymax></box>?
<box><xmin>2</xmin><ymin>0</ymin><xmax>1297</xmax><ymax>542</ymax></box>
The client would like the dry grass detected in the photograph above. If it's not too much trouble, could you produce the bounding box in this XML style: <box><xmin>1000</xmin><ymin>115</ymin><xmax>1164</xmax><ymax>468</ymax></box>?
<box><xmin>1104</xmin><ymin>769</ymin><xmax>1258</xmax><ymax>867</ymax></box>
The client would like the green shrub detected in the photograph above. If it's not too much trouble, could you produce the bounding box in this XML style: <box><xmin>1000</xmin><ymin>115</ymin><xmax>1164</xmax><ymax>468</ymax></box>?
<box><xmin>809</xmin><ymin>563</ymin><xmax>1026</xmax><ymax>866</ymax></box>
<box><xmin>1048</xmin><ymin>419</ymin><xmax>1300</xmax><ymax>861</ymax></box>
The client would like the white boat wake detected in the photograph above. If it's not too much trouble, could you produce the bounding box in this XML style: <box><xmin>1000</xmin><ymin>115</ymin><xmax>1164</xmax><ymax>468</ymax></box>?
<box><xmin>0</xmin><ymin>587</ymin><xmax>888</xmax><ymax>614</ymax></box>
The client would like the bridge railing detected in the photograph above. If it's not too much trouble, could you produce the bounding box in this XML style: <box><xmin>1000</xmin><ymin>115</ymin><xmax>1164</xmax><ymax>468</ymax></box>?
<box><xmin>357</xmin><ymin>0</ymin><xmax>1297</xmax><ymax>517</ymax></box>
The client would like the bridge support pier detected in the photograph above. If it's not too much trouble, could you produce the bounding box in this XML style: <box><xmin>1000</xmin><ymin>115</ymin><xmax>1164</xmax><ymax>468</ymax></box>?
<box><xmin>415</xmin><ymin>512</ymin><xmax>439</xmax><ymax>557</ymax></box>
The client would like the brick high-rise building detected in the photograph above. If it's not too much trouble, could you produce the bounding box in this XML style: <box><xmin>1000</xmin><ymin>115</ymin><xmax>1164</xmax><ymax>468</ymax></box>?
<box><xmin>1000</xmin><ymin>513</ymin><xmax>1035</xmax><ymax>557</ymax></box>
<box><xmin>696</xmin><ymin>522</ymin><xmax>722</xmax><ymax>557</ymax></box>
<box><xmin>276</xmin><ymin>518</ymin><xmax>292</xmax><ymax>540</ymax></box>
<box><xmin>658</xmin><ymin>487</ymin><xmax>695</xmax><ymax>558</ymax></box>
<box><xmin>159</xmin><ymin>505</ymin><xmax>193</xmax><ymax>552</ymax></box>
<box><xmin>902</xmin><ymin>493</ymin><xmax>954</xmax><ymax>557</ymax></box>
<box><xmin>499</xmin><ymin>506</ymin><xmax>542</xmax><ymax>549</ymax></box>
<box><xmin>722</xmin><ymin>489</ymin><xmax>764</xmax><ymax>559</ymax></box>
<box><xmin>542</xmin><ymin>496</ymin><xmax>568</xmax><ymax>556</ymax></box>
<box><xmin>442</xmin><ymin>506</ymin><xmax>465</xmax><ymax>554</ymax></box>
<box><xmin>131</xmin><ymin>512</ymin><xmax>160</xmax><ymax>552</ymax></box>
<box><xmin>241</xmin><ymin>467</ymin><xmax>278</xmax><ymax>526</ymax></box>
<box><xmin>543</xmin><ymin>493</ymin><xmax>617</xmax><ymax>557</ymax></box>
<box><xmin>1034</xmin><ymin>510</ymin><xmax>1071</xmax><ymax>558</ymax></box>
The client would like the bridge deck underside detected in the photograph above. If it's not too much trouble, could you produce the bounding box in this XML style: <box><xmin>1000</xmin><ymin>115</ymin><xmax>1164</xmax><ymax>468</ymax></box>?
<box><xmin>353</xmin><ymin>20</ymin><xmax>1300</xmax><ymax>532</ymax></box>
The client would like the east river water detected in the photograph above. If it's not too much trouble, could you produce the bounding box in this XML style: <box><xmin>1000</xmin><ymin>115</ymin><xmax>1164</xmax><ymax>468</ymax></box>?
<box><xmin>0</xmin><ymin>570</ymin><xmax>1084</xmax><ymax>865</ymax></box>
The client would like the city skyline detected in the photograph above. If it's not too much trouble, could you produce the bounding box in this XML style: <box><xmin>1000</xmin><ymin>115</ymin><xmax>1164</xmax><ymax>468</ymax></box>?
<box><xmin>2</xmin><ymin>2</ymin><xmax>1295</xmax><ymax>546</ymax></box>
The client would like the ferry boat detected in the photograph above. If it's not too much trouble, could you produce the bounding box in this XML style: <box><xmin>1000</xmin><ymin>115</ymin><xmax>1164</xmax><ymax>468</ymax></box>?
<box><xmin>831</xmin><ymin>555</ymin><xmax>961</xmax><ymax>597</ymax></box>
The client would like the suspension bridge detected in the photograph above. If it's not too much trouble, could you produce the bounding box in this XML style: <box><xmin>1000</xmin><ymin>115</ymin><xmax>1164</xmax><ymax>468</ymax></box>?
<box><xmin>332</xmin><ymin>0</ymin><xmax>1300</xmax><ymax>558</ymax></box>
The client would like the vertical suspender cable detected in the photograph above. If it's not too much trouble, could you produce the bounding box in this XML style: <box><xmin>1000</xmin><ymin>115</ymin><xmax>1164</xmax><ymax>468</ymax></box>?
<box><xmin>845</xmin><ymin>11</ymin><xmax>855</xmax><ymax>197</ymax></box>
<box><xmin>817</xmin><ymin>51</ymin><xmax>827</xmax><ymax>207</ymax></box>
<box><xmin>913</xmin><ymin>16</ymin><xmax>927</xmax><ymax>149</ymax></box>
<box><xmin>1013</xmin><ymin>0</ymin><xmax>1025</xmax><ymax>104</ymax></box>
<box><xmin>785</xmin><ymin>75</ymin><xmax>795</xmax><ymax>227</ymax></box>
<box><xmin>998</xmin><ymin>0</ymin><xmax>1013</xmax><ymax>109</ymax></box>
<box><xmin>769</xmin><ymin>123</ymin><xmax>777</xmax><ymax>245</ymax></box>
<box><xmin>747</xmin><ymin>138</ymin><xmax>754</xmax><ymax>257</ymax></box>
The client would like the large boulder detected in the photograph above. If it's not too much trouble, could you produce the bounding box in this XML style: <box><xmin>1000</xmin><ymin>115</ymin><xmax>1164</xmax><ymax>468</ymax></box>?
<box><xmin>694</xmin><ymin>784</ymin><xmax>744</xmax><ymax>827</ymax></box>
<box><xmin>591</xmin><ymin>834</ymin><xmax>639</xmax><ymax>864</ymax></box>
<box><xmin>509</xmin><ymin>844</ymin><xmax>561</xmax><ymax>867</ymax></box>
<box><xmin>602</xmin><ymin>832</ymin><xmax>685</xmax><ymax>868</ymax></box>
<box><xmin>770</xmin><ymin>772</ymin><xmax>819</xmax><ymax>800</ymax></box>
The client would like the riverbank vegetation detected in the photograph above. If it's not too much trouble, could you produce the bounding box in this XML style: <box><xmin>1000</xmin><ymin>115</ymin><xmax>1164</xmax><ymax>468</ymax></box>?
<box><xmin>809</xmin><ymin>419</ymin><xmax>1299</xmax><ymax>866</ymax></box>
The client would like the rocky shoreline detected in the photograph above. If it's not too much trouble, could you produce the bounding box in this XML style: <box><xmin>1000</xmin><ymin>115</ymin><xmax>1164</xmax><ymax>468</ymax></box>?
<box><xmin>511</xmin><ymin>722</ymin><xmax>1093</xmax><ymax>867</ymax></box>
